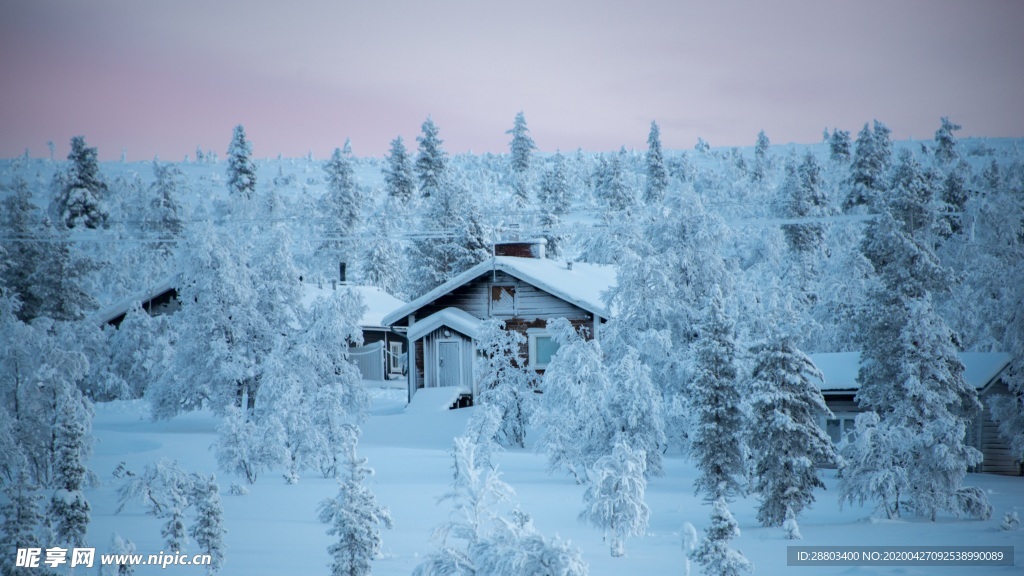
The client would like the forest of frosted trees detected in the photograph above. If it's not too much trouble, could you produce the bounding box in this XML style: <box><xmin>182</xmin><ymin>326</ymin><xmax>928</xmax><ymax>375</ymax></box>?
<box><xmin>1</xmin><ymin>114</ymin><xmax>1023</xmax><ymax>574</ymax></box>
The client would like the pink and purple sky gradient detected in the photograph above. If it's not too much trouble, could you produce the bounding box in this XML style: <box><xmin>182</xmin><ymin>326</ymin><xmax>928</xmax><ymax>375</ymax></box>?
<box><xmin>2</xmin><ymin>1</ymin><xmax>1023</xmax><ymax>160</ymax></box>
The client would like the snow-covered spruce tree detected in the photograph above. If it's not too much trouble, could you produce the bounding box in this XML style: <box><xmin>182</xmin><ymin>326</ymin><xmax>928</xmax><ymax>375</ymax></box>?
<box><xmin>579</xmin><ymin>441</ymin><xmax>650</xmax><ymax>557</ymax></box>
<box><xmin>320</xmin><ymin>141</ymin><xmax>361</xmax><ymax>260</ymax></box>
<box><xmin>752</xmin><ymin>129</ymin><xmax>770</xmax><ymax>182</ymax></box>
<box><xmin>415</xmin><ymin>116</ymin><xmax>449</xmax><ymax>198</ymax></box>
<box><xmin>829</xmin><ymin>128</ymin><xmax>851</xmax><ymax>163</ymax></box>
<box><xmin>533</xmin><ymin>318</ymin><xmax>612</xmax><ymax>483</ymax></box>
<box><xmin>782</xmin><ymin>152</ymin><xmax>829</xmax><ymax>256</ymax></box>
<box><xmin>48</xmin><ymin>387</ymin><xmax>92</xmax><ymax>548</ymax></box>
<box><xmin>537</xmin><ymin>151</ymin><xmax>572</xmax><ymax>258</ymax></box>
<box><xmin>690</xmin><ymin>288</ymin><xmax>747</xmax><ymax>504</ymax></box>
<box><xmin>933</xmin><ymin>116</ymin><xmax>962</xmax><ymax>165</ymax></box>
<box><xmin>845</xmin><ymin>120</ymin><xmax>892</xmax><ymax>210</ymax></box>
<box><xmin>1</xmin><ymin>463</ymin><xmax>44</xmax><ymax>576</ymax></box>
<box><xmin>1</xmin><ymin>179</ymin><xmax>96</xmax><ymax>322</ymax></box>
<box><xmin>407</xmin><ymin>179</ymin><xmax>489</xmax><ymax>296</ymax></box>
<box><xmin>690</xmin><ymin>498</ymin><xmax>752</xmax><ymax>576</ymax></box>
<box><xmin>226</xmin><ymin>124</ymin><xmax>256</xmax><ymax>202</ymax></box>
<box><xmin>361</xmin><ymin>204</ymin><xmax>407</xmax><ymax>298</ymax></box>
<box><xmin>896</xmin><ymin>296</ymin><xmax>987</xmax><ymax>521</ymax></box>
<box><xmin>475</xmin><ymin>319</ymin><xmax>535</xmax><ymax>449</ymax></box>
<box><xmin>644</xmin><ymin>121</ymin><xmax>669</xmax><ymax>204</ymax></box>
<box><xmin>214</xmin><ymin>406</ymin><xmax>286</xmax><ymax>484</ymax></box>
<box><xmin>383</xmin><ymin>136</ymin><xmax>416</xmax><ymax>203</ymax></box>
<box><xmin>607</xmin><ymin>347</ymin><xmax>665</xmax><ymax>477</ymax></box>
<box><xmin>506</xmin><ymin>111</ymin><xmax>536</xmax><ymax>207</ymax></box>
<box><xmin>747</xmin><ymin>335</ymin><xmax>837</xmax><ymax>528</ymax></box>
<box><xmin>838</xmin><ymin>412</ymin><xmax>910</xmax><ymax>518</ymax></box>
<box><xmin>53</xmin><ymin>135</ymin><xmax>108</xmax><ymax>229</ymax></box>
<box><xmin>318</xmin><ymin>428</ymin><xmax>392</xmax><ymax>576</ymax></box>
<box><xmin>190</xmin><ymin>475</ymin><xmax>226</xmax><ymax>574</ymax></box>
<box><xmin>594</xmin><ymin>148</ymin><xmax>636</xmax><ymax>213</ymax></box>
<box><xmin>148</xmin><ymin>160</ymin><xmax>186</xmax><ymax>252</ymax></box>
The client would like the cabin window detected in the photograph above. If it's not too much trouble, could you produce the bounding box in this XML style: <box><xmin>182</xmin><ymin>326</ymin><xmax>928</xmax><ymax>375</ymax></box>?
<box><xmin>822</xmin><ymin>414</ymin><xmax>857</xmax><ymax>444</ymax></box>
<box><xmin>490</xmin><ymin>284</ymin><xmax>517</xmax><ymax>315</ymax></box>
<box><xmin>528</xmin><ymin>329</ymin><xmax>559</xmax><ymax>369</ymax></box>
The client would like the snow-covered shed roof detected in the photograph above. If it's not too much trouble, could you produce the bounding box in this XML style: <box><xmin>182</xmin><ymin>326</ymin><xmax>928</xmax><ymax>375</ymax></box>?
<box><xmin>300</xmin><ymin>283</ymin><xmax>406</xmax><ymax>328</ymax></box>
<box><xmin>407</xmin><ymin>307</ymin><xmax>482</xmax><ymax>342</ymax></box>
<box><xmin>382</xmin><ymin>256</ymin><xmax>617</xmax><ymax>327</ymax></box>
<box><xmin>808</xmin><ymin>351</ymin><xmax>1012</xmax><ymax>392</ymax></box>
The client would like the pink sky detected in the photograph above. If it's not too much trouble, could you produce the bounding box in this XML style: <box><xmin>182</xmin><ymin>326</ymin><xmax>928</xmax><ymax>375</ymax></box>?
<box><xmin>2</xmin><ymin>1</ymin><xmax>1023</xmax><ymax>160</ymax></box>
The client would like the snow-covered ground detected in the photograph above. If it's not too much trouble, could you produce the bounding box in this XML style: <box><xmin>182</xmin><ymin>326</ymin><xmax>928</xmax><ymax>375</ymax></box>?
<box><xmin>86</xmin><ymin>386</ymin><xmax>1022</xmax><ymax>576</ymax></box>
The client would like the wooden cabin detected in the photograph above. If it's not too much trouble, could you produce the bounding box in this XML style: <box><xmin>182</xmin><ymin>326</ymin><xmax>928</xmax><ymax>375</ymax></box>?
<box><xmin>382</xmin><ymin>239</ymin><xmax>616</xmax><ymax>406</ymax></box>
<box><xmin>809</xmin><ymin>351</ymin><xmax>1021</xmax><ymax>476</ymax></box>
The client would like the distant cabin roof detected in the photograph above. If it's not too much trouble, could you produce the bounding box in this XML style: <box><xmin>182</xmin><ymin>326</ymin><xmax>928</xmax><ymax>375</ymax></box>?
<box><xmin>91</xmin><ymin>273</ymin><xmax>181</xmax><ymax>326</ymax></box>
<box><xmin>300</xmin><ymin>283</ymin><xmax>406</xmax><ymax>328</ymax></box>
<box><xmin>808</xmin><ymin>351</ymin><xmax>1012</xmax><ymax>392</ymax></box>
<box><xmin>382</xmin><ymin>256</ymin><xmax>617</xmax><ymax>327</ymax></box>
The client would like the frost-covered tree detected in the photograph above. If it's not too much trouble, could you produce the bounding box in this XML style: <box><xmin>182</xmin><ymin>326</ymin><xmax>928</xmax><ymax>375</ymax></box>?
<box><xmin>845</xmin><ymin>120</ymin><xmax>892</xmax><ymax>209</ymax></box>
<box><xmin>829</xmin><ymin>129</ymin><xmax>851</xmax><ymax>163</ymax></box>
<box><xmin>383</xmin><ymin>136</ymin><xmax>416</xmax><ymax>203</ymax></box>
<box><xmin>752</xmin><ymin>130</ymin><xmax>770</xmax><ymax>182</ymax></box>
<box><xmin>579</xmin><ymin>441</ymin><xmax>650</xmax><ymax>557</ymax></box>
<box><xmin>318</xmin><ymin>428</ymin><xmax>392</xmax><ymax>576</ymax></box>
<box><xmin>747</xmin><ymin>336</ymin><xmax>837</xmax><ymax>527</ymax></box>
<box><xmin>148</xmin><ymin>160</ymin><xmax>186</xmax><ymax>249</ymax></box>
<box><xmin>114</xmin><ymin>459</ymin><xmax>195</xmax><ymax>551</ymax></box>
<box><xmin>361</xmin><ymin>206</ymin><xmax>406</xmax><ymax>298</ymax></box>
<box><xmin>407</xmin><ymin>179</ymin><xmax>489</xmax><ymax>296</ymax></box>
<box><xmin>1</xmin><ymin>463</ymin><xmax>44</xmax><ymax>576</ymax></box>
<box><xmin>226</xmin><ymin>125</ymin><xmax>256</xmax><ymax>202</ymax></box>
<box><xmin>53</xmin><ymin>135</ymin><xmax>108</xmax><ymax>229</ymax></box>
<box><xmin>644</xmin><ymin>121</ymin><xmax>669</xmax><ymax>204</ymax></box>
<box><xmin>838</xmin><ymin>412</ymin><xmax>910</xmax><ymax>518</ymax></box>
<box><xmin>782</xmin><ymin>152</ymin><xmax>829</xmax><ymax>255</ymax></box>
<box><xmin>475</xmin><ymin>320</ymin><xmax>535</xmax><ymax>449</ymax></box>
<box><xmin>414</xmin><ymin>436</ymin><xmax>513</xmax><ymax>575</ymax></box>
<box><xmin>690</xmin><ymin>498</ymin><xmax>752</xmax><ymax>576</ymax></box>
<box><xmin>507</xmin><ymin>111</ymin><xmax>536</xmax><ymax>207</ymax></box>
<box><xmin>594</xmin><ymin>148</ymin><xmax>635</xmax><ymax>212</ymax></box>
<box><xmin>471</xmin><ymin>512</ymin><xmax>589</xmax><ymax>576</ymax></box>
<box><xmin>215</xmin><ymin>407</ymin><xmax>286</xmax><ymax>484</ymax></box>
<box><xmin>105</xmin><ymin>533</ymin><xmax>137</xmax><ymax>576</ymax></box>
<box><xmin>933</xmin><ymin>117</ymin><xmax>961</xmax><ymax>165</ymax></box>
<box><xmin>691</xmin><ymin>288</ymin><xmax>746</xmax><ymax>503</ymax></box>
<box><xmin>534</xmin><ymin>319</ymin><xmax>612</xmax><ymax>482</ymax></box>
<box><xmin>415</xmin><ymin>117</ymin><xmax>448</xmax><ymax>197</ymax></box>
<box><xmin>321</xmin><ymin>142</ymin><xmax>361</xmax><ymax>259</ymax></box>
<box><xmin>48</xmin><ymin>387</ymin><xmax>92</xmax><ymax>548</ymax></box>
<box><xmin>1</xmin><ymin>179</ymin><xmax>95</xmax><ymax>322</ymax></box>
<box><xmin>607</xmin><ymin>347</ymin><xmax>665</xmax><ymax>477</ymax></box>
<box><xmin>538</xmin><ymin>151</ymin><xmax>571</xmax><ymax>258</ymax></box>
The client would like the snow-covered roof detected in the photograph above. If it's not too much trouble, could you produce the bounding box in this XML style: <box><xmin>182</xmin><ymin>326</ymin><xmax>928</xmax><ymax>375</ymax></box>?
<box><xmin>300</xmin><ymin>283</ymin><xmax>406</xmax><ymax>328</ymax></box>
<box><xmin>808</xmin><ymin>351</ymin><xmax>1012</xmax><ymax>392</ymax></box>
<box><xmin>91</xmin><ymin>273</ymin><xmax>181</xmax><ymax>325</ymax></box>
<box><xmin>407</xmin><ymin>307</ymin><xmax>482</xmax><ymax>342</ymax></box>
<box><xmin>382</xmin><ymin>256</ymin><xmax>617</xmax><ymax>327</ymax></box>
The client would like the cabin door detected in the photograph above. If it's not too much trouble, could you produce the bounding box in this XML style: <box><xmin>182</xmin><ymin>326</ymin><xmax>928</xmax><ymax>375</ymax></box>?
<box><xmin>437</xmin><ymin>341</ymin><xmax>461</xmax><ymax>388</ymax></box>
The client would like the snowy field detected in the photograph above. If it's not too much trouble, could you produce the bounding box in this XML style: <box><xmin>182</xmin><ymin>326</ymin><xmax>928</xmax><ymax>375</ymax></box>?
<box><xmin>86</xmin><ymin>386</ymin><xmax>1022</xmax><ymax>576</ymax></box>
